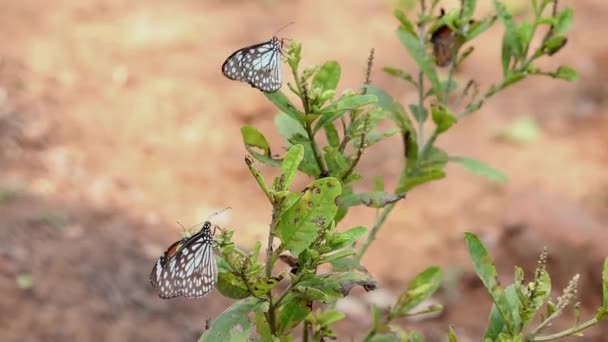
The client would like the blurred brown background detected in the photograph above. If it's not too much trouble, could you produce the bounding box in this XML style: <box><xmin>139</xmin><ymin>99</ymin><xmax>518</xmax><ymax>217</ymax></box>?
<box><xmin>1</xmin><ymin>0</ymin><xmax>607</xmax><ymax>341</ymax></box>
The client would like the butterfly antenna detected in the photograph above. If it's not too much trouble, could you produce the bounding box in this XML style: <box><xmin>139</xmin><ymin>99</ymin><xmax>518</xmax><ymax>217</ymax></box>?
<box><xmin>206</xmin><ymin>206</ymin><xmax>232</xmax><ymax>221</ymax></box>
<box><xmin>272</xmin><ymin>21</ymin><xmax>295</xmax><ymax>37</ymax></box>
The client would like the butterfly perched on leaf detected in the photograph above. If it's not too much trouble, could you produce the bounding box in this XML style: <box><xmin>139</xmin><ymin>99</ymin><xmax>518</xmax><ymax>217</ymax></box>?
<box><xmin>222</xmin><ymin>36</ymin><xmax>286</xmax><ymax>92</ymax></box>
<box><xmin>150</xmin><ymin>221</ymin><xmax>218</xmax><ymax>299</ymax></box>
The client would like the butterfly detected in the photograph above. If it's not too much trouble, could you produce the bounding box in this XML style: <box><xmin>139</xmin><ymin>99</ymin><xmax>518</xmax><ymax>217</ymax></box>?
<box><xmin>150</xmin><ymin>221</ymin><xmax>218</xmax><ymax>299</ymax></box>
<box><xmin>222</xmin><ymin>36</ymin><xmax>285</xmax><ymax>92</ymax></box>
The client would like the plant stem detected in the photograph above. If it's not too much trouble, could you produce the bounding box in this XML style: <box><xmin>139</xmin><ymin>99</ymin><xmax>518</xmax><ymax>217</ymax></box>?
<box><xmin>264</xmin><ymin>203</ymin><xmax>281</xmax><ymax>334</ymax></box>
<box><xmin>304</xmin><ymin>122</ymin><xmax>328</xmax><ymax>177</ymax></box>
<box><xmin>292</xmin><ymin>62</ymin><xmax>328</xmax><ymax>177</ymax></box>
<box><xmin>245</xmin><ymin>156</ymin><xmax>273</xmax><ymax>202</ymax></box>
<box><xmin>415</xmin><ymin>0</ymin><xmax>427</xmax><ymax>156</ymax></box>
<box><xmin>355</xmin><ymin>202</ymin><xmax>395</xmax><ymax>262</ymax></box>
<box><xmin>531</xmin><ymin>317</ymin><xmax>599</xmax><ymax>341</ymax></box>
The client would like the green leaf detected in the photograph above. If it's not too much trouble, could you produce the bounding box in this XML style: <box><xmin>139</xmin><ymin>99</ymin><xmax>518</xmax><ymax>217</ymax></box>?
<box><xmin>241</xmin><ymin>125</ymin><xmax>279</xmax><ymax>166</ymax></box>
<box><xmin>431</xmin><ymin>105</ymin><xmax>456</xmax><ymax>134</ymax></box>
<box><xmin>517</xmin><ymin>22</ymin><xmax>534</xmax><ymax>54</ymax></box>
<box><xmin>448</xmin><ymin>326</ymin><xmax>459</xmax><ymax>342</ymax></box>
<box><xmin>265</xmin><ymin>91</ymin><xmax>303</xmax><ymax>124</ymax></box>
<box><xmin>324</xmin><ymin>123</ymin><xmax>340</xmax><ymax>147</ymax></box>
<box><xmin>392</xmin><ymin>266</ymin><xmax>442</xmax><ymax>317</ymax></box>
<box><xmin>542</xmin><ymin>35</ymin><xmax>568</xmax><ymax>56</ymax></box>
<box><xmin>462</xmin><ymin>0</ymin><xmax>477</xmax><ymax>20</ymax></box>
<box><xmin>394</xmin><ymin>9</ymin><xmax>416</xmax><ymax>36</ymax></box>
<box><xmin>396</xmin><ymin>147</ymin><xmax>448</xmax><ymax>193</ymax></box>
<box><xmin>465</xmin><ymin>232</ymin><xmax>500</xmax><ymax>296</ymax></box>
<box><xmin>278</xmin><ymin>145</ymin><xmax>304</xmax><ymax>191</ymax></box>
<box><xmin>552</xmin><ymin>65</ymin><xmax>579</xmax><ymax>81</ymax></box>
<box><xmin>521</xmin><ymin>270</ymin><xmax>551</xmax><ymax>326</ymax></box>
<box><xmin>200</xmin><ymin>298</ymin><xmax>262</xmax><ymax>341</ymax></box>
<box><xmin>449</xmin><ymin>156</ymin><xmax>508</xmax><ymax>182</ymax></box>
<box><xmin>366</xmin><ymin>86</ymin><xmax>414</xmax><ymax>138</ymax></box>
<box><xmin>313</xmin><ymin>94</ymin><xmax>377</xmax><ymax>133</ymax></box>
<box><xmin>397</xmin><ymin>27</ymin><xmax>443</xmax><ymax>102</ymax></box>
<box><xmin>314</xmin><ymin>309</ymin><xmax>346</xmax><ymax>326</ymax></box>
<box><xmin>324</xmin><ymin>147</ymin><xmax>350</xmax><ymax>177</ymax></box>
<box><xmin>319</xmin><ymin>249</ymin><xmax>356</xmax><ymax>264</ymax></box>
<box><xmin>327</xmin><ymin>226</ymin><xmax>367</xmax><ymax>250</ymax></box>
<box><xmin>241</xmin><ymin>125</ymin><xmax>270</xmax><ymax>155</ymax></box>
<box><xmin>409</xmin><ymin>104</ymin><xmax>427</xmax><ymax>124</ymax></box>
<box><xmin>603</xmin><ymin>258</ymin><xmax>608</xmax><ymax>309</ymax></box>
<box><xmin>312</xmin><ymin>61</ymin><xmax>341</xmax><ymax>102</ymax></box>
<box><xmin>277</xmin><ymin>178</ymin><xmax>342</xmax><ymax>255</ymax></box>
<box><xmin>277</xmin><ymin>296</ymin><xmax>311</xmax><ymax>334</ymax></box>
<box><xmin>554</xmin><ymin>7</ymin><xmax>573</xmax><ymax>35</ymax></box>
<box><xmin>254</xmin><ymin>312</ymin><xmax>274</xmax><ymax>342</ymax></box>
<box><xmin>288</xmin><ymin>134</ymin><xmax>321</xmax><ymax>177</ymax></box>
<box><xmin>339</xmin><ymin>191</ymin><xmax>406</xmax><ymax>208</ymax></box>
<box><xmin>382</xmin><ymin>67</ymin><xmax>416</xmax><ymax>86</ymax></box>
<box><xmin>465</xmin><ymin>233</ymin><xmax>517</xmax><ymax>337</ymax></box>
<box><xmin>494</xmin><ymin>0</ymin><xmax>522</xmax><ymax>75</ymax></box>
<box><xmin>276</xmin><ymin>112</ymin><xmax>307</xmax><ymax>141</ymax></box>
<box><xmin>466</xmin><ymin>15</ymin><xmax>497</xmax><ymax>41</ymax></box>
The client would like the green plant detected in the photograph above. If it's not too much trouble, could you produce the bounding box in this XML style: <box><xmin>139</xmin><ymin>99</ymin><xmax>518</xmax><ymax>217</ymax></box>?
<box><xmin>200</xmin><ymin>1</ymin><xmax>607</xmax><ymax>341</ymax></box>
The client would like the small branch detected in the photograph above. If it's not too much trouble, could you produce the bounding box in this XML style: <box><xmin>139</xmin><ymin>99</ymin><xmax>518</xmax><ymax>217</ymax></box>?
<box><xmin>341</xmin><ymin>114</ymin><xmax>370</xmax><ymax>181</ymax></box>
<box><xmin>355</xmin><ymin>202</ymin><xmax>396</xmax><ymax>262</ymax></box>
<box><xmin>532</xmin><ymin>317</ymin><xmax>598</xmax><ymax>342</ymax></box>
<box><xmin>415</xmin><ymin>0</ymin><xmax>428</xmax><ymax>155</ymax></box>
<box><xmin>245</xmin><ymin>156</ymin><xmax>273</xmax><ymax>202</ymax></box>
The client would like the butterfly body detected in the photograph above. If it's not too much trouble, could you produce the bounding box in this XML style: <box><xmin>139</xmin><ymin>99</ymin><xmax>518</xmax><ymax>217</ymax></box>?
<box><xmin>222</xmin><ymin>36</ymin><xmax>284</xmax><ymax>92</ymax></box>
<box><xmin>150</xmin><ymin>221</ymin><xmax>217</xmax><ymax>299</ymax></box>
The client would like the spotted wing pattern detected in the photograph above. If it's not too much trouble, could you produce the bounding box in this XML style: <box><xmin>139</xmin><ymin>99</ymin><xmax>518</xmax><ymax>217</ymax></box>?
<box><xmin>222</xmin><ymin>36</ymin><xmax>283</xmax><ymax>92</ymax></box>
<box><xmin>150</xmin><ymin>222</ymin><xmax>217</xmax><ymax>299</ymax></box>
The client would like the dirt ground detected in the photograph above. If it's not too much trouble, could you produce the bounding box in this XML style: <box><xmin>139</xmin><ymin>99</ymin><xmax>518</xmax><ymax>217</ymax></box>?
<box><xmin>1</xmin><ymin>0</ymin><xmax>607</xmax><ymax>341</ymax></box>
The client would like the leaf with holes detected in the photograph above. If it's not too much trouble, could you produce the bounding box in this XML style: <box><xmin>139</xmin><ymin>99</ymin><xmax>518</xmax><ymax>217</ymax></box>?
<box><xmin>277</xmin><ymin>178</ymin><xmax>342</xmax><ymax>255</ymax></box>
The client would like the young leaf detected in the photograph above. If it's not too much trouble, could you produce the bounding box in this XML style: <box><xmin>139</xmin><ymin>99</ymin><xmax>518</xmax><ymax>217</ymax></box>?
<box><xmin>551</xmin><ymin>65</ymin><xmax>579</xmax><ymax>81</ymax></box>
<box><xmin>324</xmin><ymin>123</ymin><xmax>340</xmax><ymax>147</ymax></box>
<box><xmin>241</xmin><ymin>126</ymin><xmax>279</xmax><ymax>166</ymax></box>
<box><xmin>200</xmin><ymin>298</ymin><xmax>262</xmax><ymax>341</ymax></box>
<box><xmin>449</xmin><ymin>156</ymin><xmax>508</xmax><ymax>182</ymax></box>
<box><xmin>396</xmin><ymin>27</ymin><xmax>444</xmax><ymax>102</ymax></box>
<box><xmin>327</xmin><ymin>226</ymin><xmax>367</xmax><ymax>250</ymax></box>
<box><xmin>392</xmin><ymin>266</ymin><xmax>442</xmax><ymax>316</ymax></box>
<box><xmin>554</xmin><ymin>7</ymin><xmax>573</xmax><ymax>35</ymax></box>
<box><xmin>313</xmin><ymin>94</ymin><xmax>377</xmax><ymax>133</ymax></box>
<box><xmin>448</xmin><ymin>326</ymin><xmax>459</xmax><ymax>342</ymax></box>
<box><xmin>277</xmin><ymin>178</ymin><xmax>342</xmax><ymax>255</ymax></box>
<box><xmin>338</xmin><ymin>191</ymin><xmax>406</xmax><ymax>208</ymax></box>
<box><xmin>278</xmin><ymin>145</ymin><xmax>304</xmax><ymax>191</ymax></box>
<box><xmin>241</xmin><ymin>125</ymin><xmax>270</xmax><ymax>155</ymax></box>
<box><xmin>312</xmin><ymin>61</ymin><xmax>341</xmax><ymax>100</ymax></box>
<box><xmin>431</xmin><ymin>105</ymin><xmax>456</xmax><ymax>134</ymax></box>
<box><xmin>288</xmin><ymin>134</ymin><xmax>322</xmax><ymax>177</ymax></box>
<box><xmin>382</xmin><ymin>67</ymin><xmax>417</xmax><ymax>86</ymax></box>
<box><xmin>394</xmin><ymin>9</ymin><xmax>416</xmax><ymax>36</ymax></box>
<box><xmin>265</xmin><ymin>91</ymin><xmax>303</xmax><ymax>124</ymax></box>
<box><xmin>461</xmin><ymin>0</ymin><xmax>477</xmax><ymax>20</ymax></box>
<box><xmin>494</xmin><ymin>0</ymin><xmax>522</xmax><ymax>75</ymax></box>
<box><xmin>318</xmin><ymin>249</ymin><xmax>356</xmax><ymax>264</ymax></box>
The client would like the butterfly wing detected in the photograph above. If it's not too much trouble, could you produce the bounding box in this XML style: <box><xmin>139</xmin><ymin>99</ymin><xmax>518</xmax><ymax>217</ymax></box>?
<box><xmin>222</xmin><ymin>38</ymin><xmax>282</xmax><ymax>92</ymax></box>
<box><xmin>155</xmin><ymin>224</ymin><xmax>218</xmax><ymax>299</ymax></box>
<box><xmin>150</xmin><ymin>239</ymin><xmax>184</xmax><ymax>288</ymax></box>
